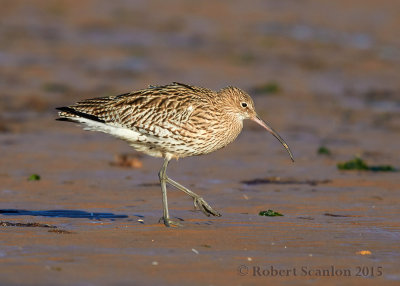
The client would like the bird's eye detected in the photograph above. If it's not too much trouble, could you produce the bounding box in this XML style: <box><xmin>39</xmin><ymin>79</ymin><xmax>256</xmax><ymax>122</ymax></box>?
<box><xmin>241</xmin><ymin>102</ymin><xmax>248</xmax><ymax>108</ymax></box>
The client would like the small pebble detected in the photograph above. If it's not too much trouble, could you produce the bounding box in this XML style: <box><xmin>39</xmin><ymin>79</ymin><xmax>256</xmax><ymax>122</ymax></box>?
<box><xmin>356</xmin><ymin>250</ymin><xmax>372</xmax><ymax>255</ymax></box>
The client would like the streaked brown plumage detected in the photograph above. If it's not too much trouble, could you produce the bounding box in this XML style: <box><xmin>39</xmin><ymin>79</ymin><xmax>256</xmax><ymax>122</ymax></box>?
<box><xmin>57</xmin><ymin>82</ymin><xmax>294</xmax><ymax>227</ymax></box>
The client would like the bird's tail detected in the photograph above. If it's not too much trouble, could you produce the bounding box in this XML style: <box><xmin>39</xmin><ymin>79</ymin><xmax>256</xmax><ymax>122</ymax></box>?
<box><xmin>56</xmin><ymin>106</ymin><xmax>105</xmax><ymax>123</ymax></box>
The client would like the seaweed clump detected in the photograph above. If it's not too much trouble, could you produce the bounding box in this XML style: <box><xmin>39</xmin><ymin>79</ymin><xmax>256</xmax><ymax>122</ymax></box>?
<box><xmin>251</xmin><ymin>81</ymin><xmax>281</xmax><ymax>95</ymax></box>
<box><xmin>337</xmin><ymin>156</ymin><xmax>396</xmax><ymax>172</ymax></box>
<box><xmin>317</xmin><ymin>146</ymin><xmax>331</xmax><ymax>155</ymax></box>
<box><xmin>259</xmin><ymin>210</ymin><xmax>284</xmax><ymax>217</ymax></box>
<box><xmin>28</xmin><ymin>174</ymin><xmax>41</xmax><ymax>181</ymax></box>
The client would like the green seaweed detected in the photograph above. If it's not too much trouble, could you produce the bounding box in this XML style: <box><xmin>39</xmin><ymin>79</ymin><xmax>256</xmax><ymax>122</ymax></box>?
<box><xmin>337</xmin><ymin>157</ymin><xmax>396</xmax><ymax>172</ymax></box>
<box><xmin>252</xmin><ymin>82</ymin><xmax>281</xmax><ymax>95</ymax></box>
<box><xmin>317</xmin><ymin>146</ymin><xmax>331</xmax><ymax>155</ymax></box>
<box><xmin>368</xmin><ymin>165</ymin><xmax>396</xmax><ymax>172</ymax></box>
<box><xmin>337</xmin><ymin>157</ymin><xmax>369</xmax><ymax>170</ymax></box>
<box><xmin>28</xmin><ymin>174</ymin><xmax>41</xmax><ymax>181</ymax></box>
<box><xmin>259</xmin><ymin>209</ymin><xmax>283</xmax><ymax>217</ymax></box>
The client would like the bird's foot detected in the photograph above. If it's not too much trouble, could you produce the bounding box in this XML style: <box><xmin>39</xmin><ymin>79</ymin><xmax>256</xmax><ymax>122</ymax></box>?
<box><xmin>159</xmin><ymin>217</ymin><xmax>183</xmax><ymax>227</ymax></box>
<box><xmin>193</xmin><ymin>197</ymin><xmax>222</xmax><ymax>217</ymax></box>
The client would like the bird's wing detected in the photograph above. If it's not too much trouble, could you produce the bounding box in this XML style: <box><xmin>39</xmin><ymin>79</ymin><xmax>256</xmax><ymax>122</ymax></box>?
<box><xmin>57</xmin><ymin>83</ymin><xmax>213</xmax><ymax>137</ymax></box>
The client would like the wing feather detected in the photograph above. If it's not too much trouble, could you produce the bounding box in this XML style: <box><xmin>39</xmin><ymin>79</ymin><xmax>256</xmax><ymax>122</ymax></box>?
<box><xmin>57</xmin><ymin>83</ymin><xmax>215</xmax><ymax>138</ymax></box>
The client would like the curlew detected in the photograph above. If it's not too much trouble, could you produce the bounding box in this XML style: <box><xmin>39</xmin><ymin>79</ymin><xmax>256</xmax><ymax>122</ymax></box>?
<box><xmin>57</xmin><ymin>82</ymin><xmax>294</xmax><ymax>227</ymax></box>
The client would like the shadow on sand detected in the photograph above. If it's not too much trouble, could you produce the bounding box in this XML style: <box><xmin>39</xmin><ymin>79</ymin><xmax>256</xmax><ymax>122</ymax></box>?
<box><xmin>0</xmin><ymin>209</ymin><xmax>128</xmax><ymax>220</ymax></box>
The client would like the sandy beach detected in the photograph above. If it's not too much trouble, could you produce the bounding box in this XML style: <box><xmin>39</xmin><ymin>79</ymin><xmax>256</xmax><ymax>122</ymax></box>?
<box><xmin>1</xmin><ymin>1</ymin><xmax>399</xmax><ymax>285</ymax></box>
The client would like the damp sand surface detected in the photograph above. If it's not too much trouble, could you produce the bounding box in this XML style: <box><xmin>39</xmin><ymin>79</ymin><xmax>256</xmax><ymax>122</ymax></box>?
<box><xmin>1</xmin><ymin>1</ymin><xmax>400</xmax><ymax>285</ymax></box>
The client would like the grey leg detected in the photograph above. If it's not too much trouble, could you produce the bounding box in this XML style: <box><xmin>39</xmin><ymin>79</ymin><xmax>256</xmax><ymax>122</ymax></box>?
<box><xmin>158</xmin><ymin>158</ymin><xmax>182</xmax><ymax>227</ymax></box>
<box><xmin>166</xmin><ymin>176</ymin><xmax>221</xmax><ymax>217</ymax></box>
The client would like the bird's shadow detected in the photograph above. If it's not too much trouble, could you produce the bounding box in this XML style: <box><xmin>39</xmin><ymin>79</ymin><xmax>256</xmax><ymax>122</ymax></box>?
<box><xmin>0</xmin><ymin>209</ymin><xmax>128</xmax><ymax>221</ymax></box>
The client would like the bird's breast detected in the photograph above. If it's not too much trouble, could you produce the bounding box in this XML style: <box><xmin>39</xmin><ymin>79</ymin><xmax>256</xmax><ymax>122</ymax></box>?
<box><xmin>175</xmin><ymin>111</ymin><xmax>243</xmax><ymax>156</ymax></box>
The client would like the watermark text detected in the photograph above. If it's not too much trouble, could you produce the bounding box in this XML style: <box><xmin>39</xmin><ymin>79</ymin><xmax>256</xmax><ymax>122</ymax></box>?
<box><xmin>237</xmin><ymin>265</ymin><xmax>383</xmax><ymax>278</ymax></box>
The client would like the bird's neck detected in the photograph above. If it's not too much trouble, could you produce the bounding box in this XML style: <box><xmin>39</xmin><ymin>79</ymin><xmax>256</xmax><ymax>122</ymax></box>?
<box><xmin>214</xmin><ymin>112</ymin><xmax>243</xmax><ymax>148</ymax></box>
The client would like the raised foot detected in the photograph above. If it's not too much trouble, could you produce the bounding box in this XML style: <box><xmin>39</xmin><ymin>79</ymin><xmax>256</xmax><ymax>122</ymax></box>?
<box><xmin>159</xmin><ymin>217</ymin><xmax>183</xmax><ymax>227</ymax></box>
<box><xmin>194</xmin><ymin>197</ymin><xmax>222</xmax><ymax>217</ymax></box>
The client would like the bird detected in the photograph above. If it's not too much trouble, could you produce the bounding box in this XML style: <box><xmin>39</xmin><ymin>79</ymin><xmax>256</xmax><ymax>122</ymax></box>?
<box><xmin>57</xmin><ymin>82</ymin><xmax>294</xmax><ymax>227</ymax></box>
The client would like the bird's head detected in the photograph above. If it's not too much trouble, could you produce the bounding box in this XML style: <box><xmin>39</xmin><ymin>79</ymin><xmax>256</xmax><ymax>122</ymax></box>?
<box><xmin>219</xmin><ymin>86</ymin><xmax>294</xmax><ymax>162</ymax></box>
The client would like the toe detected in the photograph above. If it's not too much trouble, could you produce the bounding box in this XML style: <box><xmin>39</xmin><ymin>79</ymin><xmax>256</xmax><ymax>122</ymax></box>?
<box><xmin>159</xmin><ymin>217</ymin><xmax>183</xmax><ymax>227</ymax></box>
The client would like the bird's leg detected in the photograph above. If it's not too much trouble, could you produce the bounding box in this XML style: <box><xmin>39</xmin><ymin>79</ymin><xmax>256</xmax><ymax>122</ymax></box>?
<box><xmin>158</xmin><ymin>158</ymin><xmax>182</xmax><ymax>227</ymax></box>
<box><xmin>165</xmin><ymin>177</ymin><xmax>221</xmax><ymax>217</ymax></box>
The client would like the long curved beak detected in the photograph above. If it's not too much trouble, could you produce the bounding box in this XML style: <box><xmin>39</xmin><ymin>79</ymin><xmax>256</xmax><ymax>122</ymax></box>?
<box><xmin>252</xmin><ymin>115</ymin><xmax>294</xmax><ymax>162</ymax></box>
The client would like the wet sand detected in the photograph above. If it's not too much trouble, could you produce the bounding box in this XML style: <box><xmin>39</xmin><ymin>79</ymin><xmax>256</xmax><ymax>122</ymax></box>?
<box><xmin>1</xmin><ymin>1</ymin><xmax>400</xmax><ymax>285</ymax></box>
